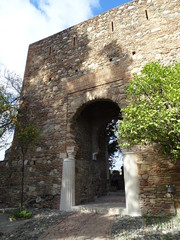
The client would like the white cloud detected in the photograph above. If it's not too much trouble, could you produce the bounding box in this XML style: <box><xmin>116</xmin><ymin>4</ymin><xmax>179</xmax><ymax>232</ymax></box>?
<box><xmin>0</xmin><ymin>0</ymin><xmax>100</xmax><ymax>76</ymax></box>
<box><xmin>0</xmin><ymin>0</ymin><xmax>100</xmax><ymax>160</ymax></box>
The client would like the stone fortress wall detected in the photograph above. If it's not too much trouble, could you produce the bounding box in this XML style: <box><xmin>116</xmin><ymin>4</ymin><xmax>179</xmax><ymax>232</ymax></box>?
<box><xmin>0</xmin><ymin>0</ymin><xmax>180</xmax><ymax>215</ymax></box>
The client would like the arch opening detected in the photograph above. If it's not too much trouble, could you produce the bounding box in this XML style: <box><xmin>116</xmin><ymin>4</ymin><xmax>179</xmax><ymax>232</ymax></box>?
<box><xmin>73</xmin><ymin>100</ymin><xmax>124</xmax><ymax>205</ymax></box>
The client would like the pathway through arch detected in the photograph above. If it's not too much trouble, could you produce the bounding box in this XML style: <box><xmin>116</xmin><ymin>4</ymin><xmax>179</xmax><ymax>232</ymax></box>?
<box><xmin>39</xmin><ymin>212</ymin><xmax>115</xmax><ymax>240</ymax></box>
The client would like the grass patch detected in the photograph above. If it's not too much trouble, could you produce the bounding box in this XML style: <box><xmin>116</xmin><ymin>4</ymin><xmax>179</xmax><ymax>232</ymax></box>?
<box><xmin>9</xmin><ymin>209</ymin><xmax>32</xmax><ymax>221</ymax></box>
<box><xmin>144</xmin><ymin>214</ymin><xmax>180</xmax><ymax>231</ymax></box>
<box><xmin>144</xmin><ymin>216</ymin><xmax>170</xmax><ymax>225</ymax></box>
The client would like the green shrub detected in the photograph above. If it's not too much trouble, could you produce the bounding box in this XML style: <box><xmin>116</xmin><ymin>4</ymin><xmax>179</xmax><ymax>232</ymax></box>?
<box><xmin>9</xmin><ymin>209</ymin><xmax>32</xmax><ymax>221</ymax></box>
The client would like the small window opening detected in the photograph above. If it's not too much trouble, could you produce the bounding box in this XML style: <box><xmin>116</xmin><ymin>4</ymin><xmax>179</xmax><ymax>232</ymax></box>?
<box><xmin>75</xmin><ymin>69</ymin><xmax>78</xmax><ymax>73</ymax></box>
<box><xmin>49</xmin><ymin>77</ymin><xmax>52</xmax><ymax>81</ymax></box>
<box><xmin>73</xmin><ymin>36</ymin><xmax>77</xmax><ymax>46</ymax></box>
<box><xmin>49</xmin><ymin>46</ymin><xmax>52</xmax><ymax>55</ymax></box>
<box><xmin>33</xmin><ymin>161</ymin><xmax>36</xmax><ymax>165</ymax></box>
<box><xmin>132</xmin><ymin>51</ymin><xmax>136</xmax><ymax>55</ymax></box>
<box><xmin>145</xmin><ymin>10</ymin><xmax>149</xmax><ymax>20</ymax></box>
<box><xmin>111</xmin><ymin>21</ymin><xmax>114</xmax><ymax>32</ymax></box>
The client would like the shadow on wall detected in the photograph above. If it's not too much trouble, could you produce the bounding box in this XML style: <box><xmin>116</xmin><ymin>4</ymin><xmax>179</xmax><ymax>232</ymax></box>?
<box><xmin>65</xmin><ymin>31</ymin><xmax>134</xmax><ymax>206</ymax></box>
<box><xmin>65</xmin><ymin>33</ymin><xmax>133</xmax><ymax>97</ymax></box>
<box><xmin>67</xmin><ymin>37</ymin><xmax>134</xmax><ymax>149</ymax></box>
<box><xmin>99</xmin><ymin>39</ymin><xmax>133</xmax><ymax>82</ymax></box>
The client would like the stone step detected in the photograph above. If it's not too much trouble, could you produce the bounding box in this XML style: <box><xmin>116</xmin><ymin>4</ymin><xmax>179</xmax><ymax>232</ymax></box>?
<box><xmin>94</xmin><ymin>191</ymin><xmax>125</xmax><ymax>203</ymax></box>
<box><xmin>72</xmin><ymin>191</ymin><xmax>127</xmax><ymax>215</ymax></box>
<box><xmin>95</xmin><ymin>196</ymin><xmax>125</xmax><ymax>203</ymax></box>
<box><xmin>72</xmin><ymin>205</ymin><xmax>127</xmax><ymax>216</ymax></box>
<box><xmin>72</xmin><ymin>203</ymin><xmax>127</xmax><ymax>215</ymax></box>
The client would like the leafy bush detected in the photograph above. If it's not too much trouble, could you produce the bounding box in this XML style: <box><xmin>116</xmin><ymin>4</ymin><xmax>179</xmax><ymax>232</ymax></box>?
<box><xmin>9</xmin><ymin>209</ymin><xmax>32</xmax><ymax>221</ymax></box>
<box><xmin>118</xmin><ymin>61</ymin><xmax>180</xmax><ymax>161</ymax></box>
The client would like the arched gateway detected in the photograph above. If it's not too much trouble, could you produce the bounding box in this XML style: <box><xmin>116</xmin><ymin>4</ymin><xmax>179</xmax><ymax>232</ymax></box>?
<box><xmin>0</xmin><ymin>0</ymin><xmax>179</xmax><ymax>215</ymax></box>
<box><xmin>60</xmin><ymin>98</ymin><xmax>141</xmax><ymax>216</ymax></box>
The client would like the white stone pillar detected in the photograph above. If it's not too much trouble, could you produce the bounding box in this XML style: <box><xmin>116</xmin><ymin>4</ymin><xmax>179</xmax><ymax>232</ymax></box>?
<box><xmin>122</xmin><ymin>150</ymin><xmax>141</xmax><ymax>216</ymax></box>
<box><xmin>60</xmin><ymin>147</ymin><xmax>76</xmax><ymax>211</ymax></box>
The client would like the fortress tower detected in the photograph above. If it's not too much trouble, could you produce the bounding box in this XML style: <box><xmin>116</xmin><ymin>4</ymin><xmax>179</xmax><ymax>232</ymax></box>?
<box><xmin>0</xmin><ymin>0</ymin><xmax>180</xmax><ymax>215</ymax></box>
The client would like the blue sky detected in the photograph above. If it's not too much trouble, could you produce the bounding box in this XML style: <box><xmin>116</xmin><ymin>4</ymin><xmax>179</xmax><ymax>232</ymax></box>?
<box><xmin>29</xmin><ymin>0</ymin><xmax>132</xmax><ymax>16</ymax></box>
<box><xmin>93</xmin><ymin>0</ymin><xmax>132</xmax><ymax>15</ymax></box>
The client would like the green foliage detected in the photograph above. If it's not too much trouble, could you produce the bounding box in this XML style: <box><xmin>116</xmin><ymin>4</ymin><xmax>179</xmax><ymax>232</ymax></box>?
<box><xmin>16</xmin><ymin>121</ymin><xmax>40</xmax><ymax>210</ymax></box>
<box><xmin>0</xmin><ymin>68</ymin><xmax>22</xmax><ymax>148</ymax></box>
<box><xmin>0</xmin><ymin>87</ymin><xmax>18</xmax><ymax>140</ymax></box>
<box><xmin>17</xmin><ymin>123</ymin><xmax>41</xmax><ymax>155</ymax></box>
<box><xmin>9</xmin><ymin>209</ymin><xmax>32</xmax><ymax>221</ymax></box>
<box><xmin>106</xmin><ymin>119</ymin><xmax>122</xmax><ymax>169</ymax></box>
<box><xmin>118</xmin><ymin>61</ymin><xmax>180</xmax><ymax>161</ymax></box>
<box><xmin>177</xmin><ymin>214</ymin><xmax>180</xmax><ymax>223</ymax></box>
<box><xmin>144</xmin><ymin>216</ymin><xmax>170</xmax><ymax>226</ymax></box>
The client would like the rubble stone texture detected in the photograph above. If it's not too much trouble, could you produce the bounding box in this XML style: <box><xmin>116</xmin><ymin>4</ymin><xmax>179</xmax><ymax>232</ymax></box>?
<box><xmin>0</xmin><ymin>0</ymin><xmax>180</xmax><ymax>215</ymax></box>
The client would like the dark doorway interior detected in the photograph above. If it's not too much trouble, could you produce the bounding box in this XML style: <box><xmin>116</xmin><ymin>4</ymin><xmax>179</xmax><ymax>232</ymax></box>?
<box><xmin>73</xmin><ymin>100</ymin><xmax>124</xmax><ymax>205</ymax></box>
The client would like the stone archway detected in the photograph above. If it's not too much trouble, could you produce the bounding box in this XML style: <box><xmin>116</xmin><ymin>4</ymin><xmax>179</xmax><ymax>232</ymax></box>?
<box><xmin>73</xmin><ymin>100</ymin><xmax>120</xmax><ymax>205</ymax></box>
<box><xmin>60</xmin><ymin>99</ymin><xmax>121</xmax><ymax>210</ymax></box>
<box><xmin>60</xmin><ymin>97</ymin><xmax>141</xmax><ymax>216</ymax></box>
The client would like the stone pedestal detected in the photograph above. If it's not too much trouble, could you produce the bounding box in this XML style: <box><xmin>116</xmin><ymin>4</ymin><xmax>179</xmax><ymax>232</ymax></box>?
<box><xmin>60</xmin><ymin>146</ymin><xmax>76</xmax><ymax>211</ymax></box>
<box><xmin>60</xmin><ymin>157</ymin><xmax>75</xmax><ymax>211</ymax></box>
<box><xmin>122</xmin><ymin>150</ymin><xmax>141</xmax><ymax>216</ymax></box>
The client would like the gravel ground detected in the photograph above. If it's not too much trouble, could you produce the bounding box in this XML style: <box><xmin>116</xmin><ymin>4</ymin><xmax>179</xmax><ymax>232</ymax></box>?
<box><xmin>0</xmin><ymin>209</ymin><xmax>72</xmax><ymax>240</ymax></box>
<box><xmin>111</xmin><ymin>214</ymin><xmax>180</xmax><ymax>239</ymax></box>
<box><xmin>0</xmin><ymin>209</ymin><xmax>180</xmax><ymax>240</ymax></box>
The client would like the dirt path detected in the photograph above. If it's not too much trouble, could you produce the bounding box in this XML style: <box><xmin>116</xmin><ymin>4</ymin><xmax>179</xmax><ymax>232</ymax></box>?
<box><xmin>39</xmin><ymin>212</ymin><xmax>116</xmax><ymax>240</ymax></box>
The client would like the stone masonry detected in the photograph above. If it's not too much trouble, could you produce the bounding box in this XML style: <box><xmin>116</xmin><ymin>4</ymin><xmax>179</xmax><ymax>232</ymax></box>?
<box><xmin>0</xmin><ymin>0</ymin><xmax>180</xmax><ymax>215</ymax></box>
